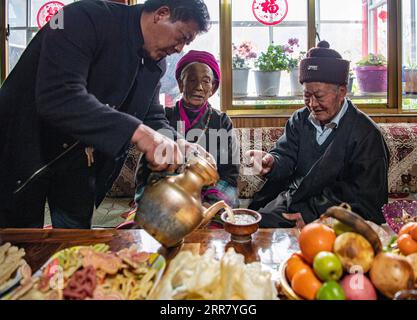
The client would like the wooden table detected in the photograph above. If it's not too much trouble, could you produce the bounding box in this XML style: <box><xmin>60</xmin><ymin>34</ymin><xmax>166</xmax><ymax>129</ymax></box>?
<box><xmin>0</xmin><ymin>228</ymin><xmax>300</xmax><ymax>282</ymax></box>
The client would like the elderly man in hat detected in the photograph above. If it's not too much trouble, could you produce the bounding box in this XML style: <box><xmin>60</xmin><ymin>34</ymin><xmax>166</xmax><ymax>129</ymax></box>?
<box><xmin>246</xmin><ymin>41</ymin><xmax>389</xmax><ymax>227</ymax></box>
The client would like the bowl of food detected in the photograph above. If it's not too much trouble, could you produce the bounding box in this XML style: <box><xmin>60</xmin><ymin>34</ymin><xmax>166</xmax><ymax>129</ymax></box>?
<box><xmin>221</xmin><ymin>208</ymin><xmax>262</xmax><ymax>243</ymax></box>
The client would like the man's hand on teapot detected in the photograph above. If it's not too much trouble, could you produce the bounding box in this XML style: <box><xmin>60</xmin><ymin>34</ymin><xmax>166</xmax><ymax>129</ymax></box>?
<box><xmin>177</xmin><ymin>139</ymin><xmax>217</xmax><ymax>169</ymax></box>
<box><xmin>244</xmin><ymin>150</ymin><xmax>275</xmax><ymax>175</ymax></box>
<box><xmin>131</xmin><ymin>124</ymin><xmax>183</xmax><ymax>173</ymax></box>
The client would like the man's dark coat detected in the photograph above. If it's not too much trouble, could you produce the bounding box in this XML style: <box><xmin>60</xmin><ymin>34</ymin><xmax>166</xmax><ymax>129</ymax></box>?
<box><xmin>0</xmin><ymin>1</ymin><xmax>175</xmax><ymax>224</ymax></box>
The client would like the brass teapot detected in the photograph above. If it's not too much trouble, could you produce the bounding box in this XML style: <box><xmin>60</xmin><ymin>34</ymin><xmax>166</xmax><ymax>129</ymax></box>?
<box><xmin>135</xmin><ymin>153</ymin><xmax>228</xmax><ymax>248</ymax></box>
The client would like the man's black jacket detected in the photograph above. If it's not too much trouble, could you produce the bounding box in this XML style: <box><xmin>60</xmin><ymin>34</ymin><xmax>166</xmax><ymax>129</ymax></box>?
<box><xmin>0</xmin><ymin>0</ymin><xmax>175</xmax><ymax>215</ymax></box>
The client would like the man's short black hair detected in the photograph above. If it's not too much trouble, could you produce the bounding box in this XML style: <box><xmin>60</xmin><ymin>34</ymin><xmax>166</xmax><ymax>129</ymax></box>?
<box><xmin>143</xmin><ymin>0</ymin><xmax>210</xmax><ymax>33</ymax></box>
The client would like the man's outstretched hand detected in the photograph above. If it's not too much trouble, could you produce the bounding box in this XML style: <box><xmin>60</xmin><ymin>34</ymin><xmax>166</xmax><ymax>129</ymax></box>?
<box><xmin>244</xmin><ymin>150</ymin><xmax>275</xmax><ymax>175</ymax></box>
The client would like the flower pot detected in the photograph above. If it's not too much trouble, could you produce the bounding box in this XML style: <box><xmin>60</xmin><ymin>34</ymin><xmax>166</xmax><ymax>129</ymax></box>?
<box><xmin>254</xmin><ymin>70</ymin><xmax>281</xmax><ymax>96</ymax></box>
<box><xmin>404</xmin><ymin>69</ymin><xmax>417</xmax><ymax>94</ymax></box>
<box><xmin>290</xmin><ymin>67</ymin><xmax>303</xmax><ymax>96</ymax></box>
<box><xmin>355</xmin><ymin>65</ymin><xmax>387</xmax><ymax>94</ymax></box>
<box><xmin>232</xmin><ymin>68</ymin><xmax>250</xmax><ymax>97</ymax></box>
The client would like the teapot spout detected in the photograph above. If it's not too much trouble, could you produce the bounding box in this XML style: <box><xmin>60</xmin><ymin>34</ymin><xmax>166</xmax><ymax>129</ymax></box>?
<box><xmin>200</xmin><ymin>200</ymin><xmax>228</xmax><ymax>228</ymax></box>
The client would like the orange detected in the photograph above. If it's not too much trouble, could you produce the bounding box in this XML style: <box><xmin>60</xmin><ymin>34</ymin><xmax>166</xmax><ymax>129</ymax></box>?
<box><xmin>397</xmin><ymin>233</ymin><xmax>417</xmax><ymax>255</ymax></box>
<box><xmin>409</xmin><ymin>225</ymin><xmax>417</xmax><ymax>241</ymax></box>
<box><xmin>291</xmin><ymin>268</ymin><xmax>322</xmax><ymax>300</ymax></box>
<box><xmin>398</xmin><ymin>222</ymin><xmax>417</xmax><ymax>236</ymax></box>
<box><xmin>286</xmin><ymin>253</ymin><xmax>311</xmax><ymax>282</ymax></box>
<box><xmin>299</xmin><ymin>223</ymin><xmax>336</xmax><ymax>263</ymax></box>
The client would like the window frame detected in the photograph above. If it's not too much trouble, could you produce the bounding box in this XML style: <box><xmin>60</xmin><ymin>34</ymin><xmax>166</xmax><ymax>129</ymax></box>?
<box><xmin>0</xmin><ymin>0</ymin><xmax>408</xmax><ymax>117</ymax></box>
<box><xmin>220</xmin><ymin>0</ymin><xmax>404</xmax><ymax>116</ymax></box>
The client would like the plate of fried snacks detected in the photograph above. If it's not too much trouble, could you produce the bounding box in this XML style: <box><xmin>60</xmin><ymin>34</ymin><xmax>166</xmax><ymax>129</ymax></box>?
<box><xmin>0</xmin><ymin>243</ymin><xmax>32</xmax><ymax>299</ymax></box>
<box><xmin>149</xmin><ymin>247</ymin><xmax>278</xmax><ymax>300</ymax></box>
<box><xmin>3</xmin><ymin>243</ymin><xmax>165</xmax><ymax>300</ymax></box>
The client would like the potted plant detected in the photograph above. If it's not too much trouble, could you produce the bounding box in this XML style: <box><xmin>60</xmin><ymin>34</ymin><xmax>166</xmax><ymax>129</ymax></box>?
<box><xmin>404</xmin><ymin>61</ymin><xmax>417</xmax><ymax>94</ymax></box>
<box><xmin>254</xmin><ymin>43</ymin><xmax>293</xmax><ymax>96</ymax></box>
<box><xmin>355</xmin><ymin>53</ymin><xmax>387</xmax><ymax>94</ymax></box>
<box><xmin>232</xmin><ymin>41</ymin><xmax>257</xmax><ymax>97</ymax></box>
<box><xmin>284</xmin><ymin>38</ymin><xmax>306</xmax><ymax>96</ymax></box>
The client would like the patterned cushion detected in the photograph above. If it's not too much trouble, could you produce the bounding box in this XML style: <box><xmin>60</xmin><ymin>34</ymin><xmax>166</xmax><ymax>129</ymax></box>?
<box><xmin>235</xmin><ymin>127</ymin><xmax>284</xmax><ymax>199</ymax></box>
<box><xmin>107</xmin><ymin>145</ymin><xmax>141</xmax><ymax>198</ymax></box>
<box><xmin>379</xmin><ymin>123</ymin><xmax>417</xmax><ymax>193</ymax></box>
<box><xmin>108</xmin><ymin>123</ymin><xmax>417</xmax><ymax>198</ymax></box>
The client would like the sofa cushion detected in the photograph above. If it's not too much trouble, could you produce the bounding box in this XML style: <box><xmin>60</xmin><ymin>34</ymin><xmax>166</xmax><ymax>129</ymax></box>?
<box><xmin>235</xmin><ymin>127</ymin><xmax>284</xmax><ymax>199</ymax></box>
<box><xmin>108</xmin><ymin>123</ymin><xmax>417</xmax><ymax>199</ymax></box>
<box><xmin>379</xmin><ymin>123</ymin><xmax>417</xmax><ymax>193</ymax></box>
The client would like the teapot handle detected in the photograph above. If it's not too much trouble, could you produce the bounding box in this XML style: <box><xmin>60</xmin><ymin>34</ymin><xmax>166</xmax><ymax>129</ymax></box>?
<box><xmin>199</xmin><ymin>200</ymin><xmax>228</xmax><ymax>228</ymax></box>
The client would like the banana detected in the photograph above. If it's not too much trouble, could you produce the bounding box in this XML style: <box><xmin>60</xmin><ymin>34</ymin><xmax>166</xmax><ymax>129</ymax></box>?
<box><xmin>320</xmin><ymin>203</ymin><xmax>383</xmax><ymax>254</ymax></box>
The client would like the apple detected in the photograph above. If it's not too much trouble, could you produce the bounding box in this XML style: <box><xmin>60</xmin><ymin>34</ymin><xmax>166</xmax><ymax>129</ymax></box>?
<box><xmin>340</xmin><ymin>274</ymin><xmax>377</xmax><ymax>300</ymax></box>
<box><xmin>313</xmin><ymin>251</ymin><xmax>343</xmax><ymax>281</ymax></box>
<box><xmin>333</xmin><ymin>220</ymin><xmax>354</xmax><ymax>236</ymax></box>
<box><xmin>316</xmin><ymin>281</ymin><xmax>345</xmax><ymax>300</ymax></box>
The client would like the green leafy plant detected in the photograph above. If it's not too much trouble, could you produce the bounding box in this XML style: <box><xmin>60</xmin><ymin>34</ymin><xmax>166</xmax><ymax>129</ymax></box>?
<box><xmin>357</xmin><ymin>53</ymin><xmax>387</xmax><ymax>67</ymax></box>
<box><xmin>255</xmin><ymin>38</ymin><xmax>304</xmax><ymax>72</ymax></box>
<box><xmin>255</xmin><ymin>44</ymin><xmax>292</xmax><ymax>72</ymax></box>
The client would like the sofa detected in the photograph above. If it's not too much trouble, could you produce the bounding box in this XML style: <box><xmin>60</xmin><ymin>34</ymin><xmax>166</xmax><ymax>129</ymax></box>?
<box><xmin>108</xmin><ymin>123</ymin><xmax>417</xmax><ymax>203</ymax></box>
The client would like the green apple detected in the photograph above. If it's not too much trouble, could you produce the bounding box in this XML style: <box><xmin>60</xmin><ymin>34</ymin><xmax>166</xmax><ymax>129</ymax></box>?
<box><xmin>313</xmin><ymin>251</ymin><xmax>343</xmax><ymax>281</ymax></box>
<box><xmin>333</xmin><ymin>220</ymin><xmax>354</xmax><ymax>236</ymax></box>
<box><xmin>316</xmin><ymin>281</ymin><xmax>346</xmax><ymax>300</ymax></box>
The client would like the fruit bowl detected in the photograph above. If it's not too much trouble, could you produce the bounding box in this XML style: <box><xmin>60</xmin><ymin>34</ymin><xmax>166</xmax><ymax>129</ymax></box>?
<box><xmin>382</xmin><ymin>200</ymin><xmax>417</xmax><ymax>234</ymax></box>
<box><xmin>278</xmin><ymin>257</ymin><xmax>302</xmax><ymax>300</ymax></box>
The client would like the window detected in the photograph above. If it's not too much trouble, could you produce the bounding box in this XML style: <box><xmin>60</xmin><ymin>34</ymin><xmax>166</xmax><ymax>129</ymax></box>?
<box><xmin>1</xmin><ymin>0</ymin><xmax>414</xmax><ymax>114</ymax></box>
<box><xmin>224</xmin><ymin>0</ymin><xmax>399</xmax><ymax>112</ymax></box>
<box><xmin>317</xmin><ymin>0</ymin><xmax>388</xmax><ymax>104</ymax></box>
<box><xmin>403</xmin><ymin>0</ymin><xmax>417</xmax><ymax>110</ymax></box>
<box><xmin>231</xmin><ymin>0</ymin><xmax>307</xmax><ymax>107</ymax></box>
<box><xmin>8</xmin><ymin>0</ymin><xmax>76</xmax><ymax>71</ymax></box>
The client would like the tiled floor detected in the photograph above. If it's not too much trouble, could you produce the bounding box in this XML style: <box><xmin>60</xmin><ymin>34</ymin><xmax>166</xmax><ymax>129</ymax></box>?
<box><xmin>44</xmin><ymin>197</ymin><xmax>132</xmax><ymax>228</ymax></box>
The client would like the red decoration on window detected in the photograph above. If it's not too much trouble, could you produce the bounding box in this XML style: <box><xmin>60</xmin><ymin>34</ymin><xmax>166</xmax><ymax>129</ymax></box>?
<box><xmin>378</xmin><ymin>10</ymin><xmax>387</xmax><ymax>23</ymax></box>
<box><xmin>252</xmin><ymin>0</ymin><xmax>288</xmax><ymax>26</ymax></box>
<box><xmin>37</xmin><ymin>1</ymin><xmax>65</xmax><ymax>29</ymax></box>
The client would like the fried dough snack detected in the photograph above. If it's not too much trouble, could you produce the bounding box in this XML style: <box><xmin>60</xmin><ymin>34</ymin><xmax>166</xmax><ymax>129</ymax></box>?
<box><xmin>63</xmin><ymin>266</ymin><xmax>97</xmax><ymax>300</ymax></box>
<box><xmin>0</xmin><ymin>243</ymin><xmax>30</xmax><ymax>293</ymax></box>
<box><xmin>7</xmin><ymin>244</ymin><xmax>159</xmax><ymax>300</ymax></box>
<box><xmin>150</xmin><ymin>248</ymin><xmax>278</xmax><ymax>300</ymax></box>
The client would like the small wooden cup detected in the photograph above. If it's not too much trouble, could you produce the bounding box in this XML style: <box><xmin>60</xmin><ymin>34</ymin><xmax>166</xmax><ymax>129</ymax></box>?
<box><xmin>221</xmin><ymin>208</ymin><xmax>262</xmax><ymax>243</ymax></box>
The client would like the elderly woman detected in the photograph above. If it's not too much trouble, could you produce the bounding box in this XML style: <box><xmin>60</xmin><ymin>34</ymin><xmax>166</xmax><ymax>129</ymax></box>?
<box><xmin>134</xmin><ymin>50</ymin><xmax>240</xmax><ymax>218</ymax></box>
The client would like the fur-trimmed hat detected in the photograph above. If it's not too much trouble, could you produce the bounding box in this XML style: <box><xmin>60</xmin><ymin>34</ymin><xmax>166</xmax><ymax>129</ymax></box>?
<box><xmin>299</xmin><ymin>41</ymin><xmax>350</xmax><ymax>85</ymax></box>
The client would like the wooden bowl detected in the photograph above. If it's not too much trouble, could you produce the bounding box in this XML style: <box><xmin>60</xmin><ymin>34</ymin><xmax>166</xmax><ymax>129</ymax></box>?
<box><xmin>221</xmin><ymin>208</ymin><xmax>261</xmax><ymax>243</ymax></box>
<box><xmin>278</xmin><ymin>256</ymin><xmax>303</xmax><ymax>300</ymax></box>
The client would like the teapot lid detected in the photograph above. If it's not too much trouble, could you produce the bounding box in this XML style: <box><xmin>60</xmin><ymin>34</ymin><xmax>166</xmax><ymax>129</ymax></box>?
<box><xmin>187</xmin><ymin>152</ymin><xmax>219</xmax><ymax>186</ymax></box>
